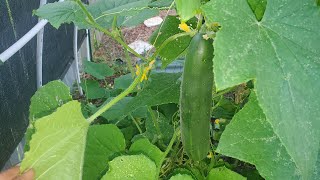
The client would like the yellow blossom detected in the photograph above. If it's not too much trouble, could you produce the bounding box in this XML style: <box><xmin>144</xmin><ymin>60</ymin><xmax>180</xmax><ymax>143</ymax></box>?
<box><xmin>179</xmin><ymin>22</ymin><xmax>191</xmax><ymax>32</ymax></box>
<box><xmin>135</xmin><ymin>64</ymin><xmax>141</xmax><ymax>76</ymax></box>
<box><xmin>139</xmin><ymin>60</ymin><xmax>156</xmax><ymax>82</ymax></box>
<box><xmin>207</xmin><ymin>151</ymin><xmax>213</xmax><ymax>159</ymax></box>
<box><xmin>214</xmin><ymin>119</ymin><xmax>220</xmax><ymax>125</ymax></box>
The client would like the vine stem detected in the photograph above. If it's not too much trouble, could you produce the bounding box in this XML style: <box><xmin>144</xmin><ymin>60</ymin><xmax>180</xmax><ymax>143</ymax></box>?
<box><xmin>156</xmin><ymin>129</ymin><xmax>179</xmax><ymax>178</ymax></box>
<box><xmin>149</xmin><ymin>31</ymin><xmax>196</xmax><ymax>61</ymax></box>
<box><xmin>129</xmin><ymin>114</ymin><xmax>142</xmax><ymax>134</ymax></box>
<box><xmin>196</xmin><ymin>14</ymin><xmax>203</xmax><ymax>30</ymax></box>
<box><xmin>87</xmin><ymin>71</ymin><xmax>142</xmax><ymax>124</ymax></box>
<box><xmin>147</xmin><ymin>107</ymin><xmax>163</xmax><ymax>139</ymax></box>
<box><xmin>74</xmin><ymin>0</ymin><xmax>148</xmax><ymax>62</ymax></box>
<box><xmin>119</xmin><ymin>30</ymin><xmax>135</xmax><ymax>77</ymax></box>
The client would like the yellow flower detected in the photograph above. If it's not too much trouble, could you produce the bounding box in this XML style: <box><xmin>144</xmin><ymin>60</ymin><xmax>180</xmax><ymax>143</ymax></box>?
<box><xmin>207</xmin><ymin>151</ymin><xmax>213</xmax><ymax>159</ymax></box>
<box><xmin>135</xmin><ymin>64</ymin><xmax>141</xmax><ymax>76</ymax></box>
<box><xmin>214</xmin><ymin>119</ymin><xmax>220</xmax><ymax>125</ymax></box>
<box><xmin>139</xmin><ymin>60</ymin><xmax>156</xmax><ymax>82</ymax></box>
<box><xmin>179</xmin><ymin>22</ymin><xmax>191</xmax><ymax>32</ymax></box>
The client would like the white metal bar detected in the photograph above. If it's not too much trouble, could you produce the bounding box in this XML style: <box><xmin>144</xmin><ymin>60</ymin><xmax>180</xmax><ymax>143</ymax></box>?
<box><xmin>0</xmin><ymin>0</ymin><xmax>64</xmax><ymax>63</ymax></box>
<box><xmin>73</xmin><ymin>26</ymin><xmax>83</xmax><ymax>96</ymax></box>
<box><xmin>36</xmin><ymin>0</ymin><xmax>47</xmax><ymax>89</ymax></box>
<box><xmin>0</xmin><ymin>19</ymin><xmax>48</xmax><ymax>63</ymax></box>
<box><xmin>85</xmin><ymin>29</ymin><xmax>91</xmax><ymax>62</ymax></box>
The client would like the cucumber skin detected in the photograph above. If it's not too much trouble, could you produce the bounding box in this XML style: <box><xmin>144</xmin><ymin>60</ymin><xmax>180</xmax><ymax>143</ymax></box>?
<box><xmin>180</xmin><ymin>33</ymin><xmax>214</xmax><ymax>161</ymax></box>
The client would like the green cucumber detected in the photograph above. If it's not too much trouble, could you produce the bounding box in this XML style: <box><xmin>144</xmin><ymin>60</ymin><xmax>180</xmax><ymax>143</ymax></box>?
<box><xmin>180</xmin><ymin>33</ymin><xmax>214</xmax><ymax>161</ymax></box>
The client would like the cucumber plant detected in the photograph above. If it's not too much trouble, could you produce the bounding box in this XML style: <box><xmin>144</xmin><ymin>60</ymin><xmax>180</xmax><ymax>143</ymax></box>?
<box><xmin>14</xmin><ymin>0</ymin><xmax>320</xmax><ymax>179</ymax></box>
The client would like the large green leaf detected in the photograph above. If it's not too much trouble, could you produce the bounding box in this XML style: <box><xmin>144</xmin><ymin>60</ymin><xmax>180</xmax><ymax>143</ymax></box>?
<box><xmin>149</xmin><ymin>16</ymin><xmax>194</xmax><ymax>67</ymax></box>
<box><xmin>98</xmin><ymin>73</ymin><xmax>181</xmax><ymax>124</ymax></box>
<box><xmin>81</xmin><ymin>80</ymin><xmax>109</xmax><ymax>100</ymax></box>
<box><xmin>144</xmin><ymin>110</ymin><xmax>174</xmax><ymax>145</ymax></box>
<box><xmin>35</xmin><ymin>0</ymin><xmax>154</xmax><ymax>29</ymax></box>
<box><xmin>207</xmin><ymin>166</ymin><xmax>245</xmax><ymax>180</ymax></box>
<box><xmin>34</xmin><ymin>1</ymin><xmax>88</xmax><ymax>29</ymax></box>
<box><xmin>88</xmin><ymin>0</ymin><xmax>152</xmax><ymax>28</ymax></box>
<box><xmin>21</xmin><ymin>101</ymin><xmax>89</xmax><ymax>179</ymax></box>
<box><xmin>149</xmin><ymin>0</ymin><xmax>174</xmax><ymax>8</ymax></box>
<box><xmin>124</xmin><ymin>73</ymin><xmax>181</xmax><ymax>114</ymax></box>
<box><xmin>217</xmin><ymin>93</ymin><xmax>303</xmax><ymax>179</ymax></box>
<box><xmin>202</xmin><ymin>0</ymin><xmax>320</xmax><ymax>178</ymax></box>
<box><xmin>114</xmin><ymin>73</ymin><xmax>134</xmax><ymax>90</ymax></box>
<box><xmin>247</xmin><ymin>0</ymin><xmax>267</xmax><ymax>21</ymax></box>
<box><xmin>100</xmin><ymin>97</ymin><xmax>133</xmax><ymax>121</ymax></box>
<box><xmin>29</xmin><ymin>80</ymin><xmax>72</xmax><ymax>120</ymax></box>
<box><xmin>83</xmin><ymin>61</ymin><xmax>114</xmax><ymax>80</ymax></box>
<box><xmin>129</xmin><ymin>138</ymin><xmax>164</xmax><ymax>167</ymax></box>
<box><xmin>82</xmin><ymin>124</ymin><xmax>126</xmax><ymax>180</ymax></box>
<box><xmin>122</xmin><ymin>8</ymin><xmax>159</xmax><ymax>27</ymax></box>
<box><xmin>101</xmin><ymin>155</ymin><xmax>157</xmax><ymax>180</ymax></box>
<box><xmin>170</xmin><ymin>174</ymin><xmax>194</xmax><ymax>180</ymax></box>
<box><xmin>26</xmin><ymin>80</ymin><xmax>72</xmax><ymax>152</ymax></box>
<box><xmin>175</xmin><ymin>0</ymin><xmax>200</xmax><ymax>22</ymax></box>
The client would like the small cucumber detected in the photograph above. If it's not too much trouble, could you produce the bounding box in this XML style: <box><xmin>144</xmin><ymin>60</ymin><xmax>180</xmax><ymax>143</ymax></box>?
<box><xmin>180</xmin><ymin>33</ymin><xmax>214</xmax><ymax>161</ymax></box>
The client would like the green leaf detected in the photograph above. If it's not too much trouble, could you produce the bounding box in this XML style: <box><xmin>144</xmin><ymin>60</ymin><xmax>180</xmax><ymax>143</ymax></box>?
<box><xmin>212</xmin><ymin>97</ymin><xmax>238</xmax><ymax>119</ymax></box>
<box><xmin>207</xmin><ymin>166</ymin><xmax>245</xmax><ymax>180</ymax></box>
<box><xmin>202</xmin><ymin>1</ymin><xmax>320</xmax><ymax>178</ymax></box>
<box><xmin>313</xmin><ymin>152</ymin><xmax>320</xmax><ymax>179</ymax></box>
<box><xmin>247</xmin><ymin>0</ymin><xmax>267</xmax><ymax>21</ymax></box>
<box><xmin>100</xmin><ymin>97</ymin><xmax>133</xmax><ymax>122</ymax></box>
<box><xmin>34</xmin><ymin>1</ymin><xmax>88</xmax><ymax>29</ymax></box>
<box><xmin>83</xmin><ymin>124</ymin><xmax>126</xmax><ymax>180</ymax></box>
<box><xmin>144</xmin><ymin>110</ymin><xmax>174</xmax><ymax>144</ymax></box>
<box><xmin>149</xmin><ymin>0</ymin><xmax>174</xmax><ymax>8</ymax></box>
<box><xmin>124</xmin><ymin>73</ymin><xmax>181</xmax><ymax>114</ymax></box>
<box><xmin>122</xmin><ymin>8</ymin><xmax>159</xmax><ymax>27</ymax></box>
<box><xmin>90</xmin><ymin>97</ymin><xmax>147</xmax><ymax>123</ymax></box>
<box><xmin>170</xmin><ymin>174</ymin><xmax>194</xmax><ymax>180</ymax></box>
<box><xmin>217</xmin><ymin>93</ymin><xmax>300</xmax><ymax>179</ymax></box>
<box><xmin>149</xmin><ymin>16</ymin><xmax>194</xmax><ymax>67</ymax></box>
<box><xmin>88</xmin><ymin>73</ymin><xmax>177</xmax><ymax>121</ymax></box>
<box><xmin>114</xmin><ymin>73</ymin><xmax>134</xmax><ymax>90</ymax></box>
<box><xmin>88</xmin><ymin>0</ymin><xmax>152</xmax><ymax>28</ymax></box>
<box><xmin>81</xmin><ymin>80</ymin><xmax>109</xmax><ymax>99</ymax></box>
<box><xmin>84</xmin><ymin>61</ymin><xmax>114</xmax><ymax>80</ymax></box>
<box><xmin>129</xmin><ymin>138</ymin><xmax>164</xmax><ymax>167</ymax></box>
<box><xmin>21</xmin><ymin>101</ymin><xmax>89</xmax><ymax>179</ymax></box>
<box><xmin>101</xmin><ymin>155</ymin><xmax>157</xmax><ymax>180</ymax></box>
<box><xmin>29</xmin><ymin>80</ymin><xmax>72</xmax><ymax>120</ymax></box>
<box><xmin>25</xmin><ymin>81</ymin><xmax>72</xmax><ymax>152</ymax></box>
<box><xmin>35</xmin><ymin>0</ymin><xmax>153</xmax><ymax>29</ymax></box>
<box><xmin>157</xmin><ymin>103</ymin><xmax>179</xmax><ymax>120</ymax></box>
<box><xmin>174</xmin><ymin>0</ymin><xmax>200</xmax><ymax>22</ymax></box>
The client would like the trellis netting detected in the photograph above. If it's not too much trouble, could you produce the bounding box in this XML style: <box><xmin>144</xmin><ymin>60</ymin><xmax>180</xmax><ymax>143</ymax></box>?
<box><xmin>0</xmin><ymin>0</ymin><xmax>88</xmax><ymax>169</ymax></box>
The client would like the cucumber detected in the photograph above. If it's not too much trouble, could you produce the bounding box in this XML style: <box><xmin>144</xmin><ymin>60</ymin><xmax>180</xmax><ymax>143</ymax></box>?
<box><xmin>180</xmin><ymin>33</ymin><xmax>214</xmax><ymax>161</ymax></box>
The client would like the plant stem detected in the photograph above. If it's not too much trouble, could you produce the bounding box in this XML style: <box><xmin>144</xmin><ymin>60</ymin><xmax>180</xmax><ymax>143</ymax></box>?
<box><xmin>147</xmin><ymin>107</ymin><xmax>163</xmax><ymax>140</ymax></box>
<box><xmin>156</xmin><ymin>129</ymin><xmax>179</xmax><ymax>178</ymax></box>
<box><xmin>75</xmin><ymin>0</ymin><xmax>95</xmax><ymax>24</ymax></box>
<box><xmin>87</xmin><ymin>71</ymin><xmax>142</xmax><ymax>124</ymax></box>
<box><xmin>196</xmin><ymin>14</ymin><xmax>203</xmax><ymax>30</ymax></box>
<box><xmin>119</xmin><ymin>31</ymin><xmax>135</xmax><ymax>77</ymax></box>
<box><xmin>149</xmin><ymin>31</ymin><xmax>196</xmax><ymax>61</ymax></box>
<box><xmin>75</xmin><ymin>0</ymin><xmax>147</xmax><ymax>61</ymax></box>
<box><xmin>129</xmin><ymin>114</ymin><xmax>142</xmax><ymax>134</ymax></box>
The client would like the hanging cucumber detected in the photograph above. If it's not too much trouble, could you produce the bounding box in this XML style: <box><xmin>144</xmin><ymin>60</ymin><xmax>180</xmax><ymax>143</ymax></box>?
<box><xmin>180</xmin><ymin>33</ymin><xmax>214</xmax><ymax>161</ymax></box>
